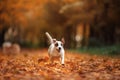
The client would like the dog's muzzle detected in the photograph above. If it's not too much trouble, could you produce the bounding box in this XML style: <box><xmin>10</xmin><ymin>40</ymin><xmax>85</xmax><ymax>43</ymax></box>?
<box><xmin>56</xmin><ymin>47</ymin><xmax>61</xmax><ymax>52</ymax></box>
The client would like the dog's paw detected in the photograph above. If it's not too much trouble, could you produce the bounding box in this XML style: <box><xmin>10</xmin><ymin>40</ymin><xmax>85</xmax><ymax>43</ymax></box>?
<box><xmin>61</xmin><ymin>64</ymin><xmax>65</xmax><ymax>67</ymax></box>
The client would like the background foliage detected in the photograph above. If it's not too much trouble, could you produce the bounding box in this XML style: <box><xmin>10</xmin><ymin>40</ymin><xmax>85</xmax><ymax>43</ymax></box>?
<box><xmin>0</xmin><ymin>0</ymin><xmax>120</xmax><ymax>50</ymax></box>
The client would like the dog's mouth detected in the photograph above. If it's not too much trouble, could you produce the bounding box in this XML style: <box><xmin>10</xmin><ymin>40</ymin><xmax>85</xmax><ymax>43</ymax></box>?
<box><xmin>56</xmin><ymin>48</ymin><xmax>60</xmax><ymax>52</ymax></box>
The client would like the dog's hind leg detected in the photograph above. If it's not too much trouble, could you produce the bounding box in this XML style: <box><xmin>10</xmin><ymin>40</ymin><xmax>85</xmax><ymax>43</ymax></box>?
<box><xmin>49</xmin><ymin>56</ymin><xmax>54</xmax><ymax>64</ymax></box>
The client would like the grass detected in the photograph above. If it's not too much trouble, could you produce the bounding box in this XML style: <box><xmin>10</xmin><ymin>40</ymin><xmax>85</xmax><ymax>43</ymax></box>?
<box><xmin>73</xmin><ymin>44</ymin><xmax>120</xmax><ymax>56</ymax></box>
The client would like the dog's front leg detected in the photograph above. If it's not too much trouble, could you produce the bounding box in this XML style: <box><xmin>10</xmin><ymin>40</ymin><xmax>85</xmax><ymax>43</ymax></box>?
<box><xmin>61</xmin><ymin>53</ymin><xmax>64</xmax><ymax>65</ymax></box>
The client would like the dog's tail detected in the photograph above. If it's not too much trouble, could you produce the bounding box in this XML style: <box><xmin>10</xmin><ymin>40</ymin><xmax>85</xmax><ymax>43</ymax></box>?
<box><xmin>45</xmin><ymin>32</ymin><xmax>53</xmax><ymax>44</ymax></box>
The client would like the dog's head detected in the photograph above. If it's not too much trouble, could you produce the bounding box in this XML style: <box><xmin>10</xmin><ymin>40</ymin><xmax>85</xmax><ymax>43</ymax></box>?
<box><xmin>53</xmin><ymin>38</ymin><xmax>65</xmax><ymax>52</ymax></box>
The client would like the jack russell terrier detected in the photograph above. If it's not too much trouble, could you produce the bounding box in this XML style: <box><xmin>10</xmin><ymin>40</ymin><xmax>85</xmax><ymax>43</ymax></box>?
<box><xmin>45</xmin><ymin>32</ymin><xmax>65</xmax><ymax>65</ymax></box>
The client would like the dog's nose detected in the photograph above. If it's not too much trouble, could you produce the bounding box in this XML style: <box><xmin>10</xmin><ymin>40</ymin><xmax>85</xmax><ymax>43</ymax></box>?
<box><xmin>59</xmin><ymin>47</ymin><xmax>61</xmax><ymax>50</ymax></box>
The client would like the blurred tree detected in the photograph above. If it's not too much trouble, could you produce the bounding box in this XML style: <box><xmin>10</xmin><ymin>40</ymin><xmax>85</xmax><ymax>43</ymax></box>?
<box><xmin>91</xmin><ymin>0</ymin><xmax>120</xmax><ymax>45</ymax></box>
<box><xmin>0</xmin><ymin>0</ymin><xmax>48</xmax><ymax>47</ymax></box>
<box><xmin>0</xmin><ymin>0</ymin><xmax>120</xmax><ymax>48</ymax></box>
<box><xmin>59</xmin><ymin>0</ymin><xmax>97</xmax><ymax>48</ymax></box>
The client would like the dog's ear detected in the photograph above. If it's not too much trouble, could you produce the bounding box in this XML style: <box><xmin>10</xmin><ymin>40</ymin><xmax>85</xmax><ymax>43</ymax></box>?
<box><xmin>53</xmin><ymin>39</ymin><xmax>56</xmax><ymax>43</ymax></box>
<box><xmin>61</xmin><ymin>38</ymin><xmax>65</xmax><ymax>44</ymax></box>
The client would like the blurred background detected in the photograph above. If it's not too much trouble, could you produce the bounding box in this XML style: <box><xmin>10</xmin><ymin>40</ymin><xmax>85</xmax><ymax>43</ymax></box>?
<box><xmin>0</xmin><ymin>0</ymin><xmax>120</xmax><ymax>55</ymax></box>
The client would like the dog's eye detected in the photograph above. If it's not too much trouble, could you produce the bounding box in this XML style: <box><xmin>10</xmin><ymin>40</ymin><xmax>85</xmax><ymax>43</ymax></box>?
<box><xmin>55</xmin><ymin>43</ymin><xmax>58</xmax><ymax>47</ymax></box>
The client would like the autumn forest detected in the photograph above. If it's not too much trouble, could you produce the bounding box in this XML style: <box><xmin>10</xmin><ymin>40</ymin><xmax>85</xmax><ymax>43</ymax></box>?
<box><xmin>0</xmin><ymin>0</ymin><xmax>120</xmax><ymax>80</ymax></box>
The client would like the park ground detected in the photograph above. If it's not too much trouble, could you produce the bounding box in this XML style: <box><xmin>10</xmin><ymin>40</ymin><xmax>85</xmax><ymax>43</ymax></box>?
<box><xmin>0</xmin><ymin>49</ymin><xmax>120</xmax><ymax>80</ymax></box>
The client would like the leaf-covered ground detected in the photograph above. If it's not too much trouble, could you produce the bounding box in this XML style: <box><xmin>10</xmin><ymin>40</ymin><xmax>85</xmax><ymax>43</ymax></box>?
<box><xmin>0</xmin><ymin>49</ymin><xmax>120</xmax><ymax>80</ymax></box>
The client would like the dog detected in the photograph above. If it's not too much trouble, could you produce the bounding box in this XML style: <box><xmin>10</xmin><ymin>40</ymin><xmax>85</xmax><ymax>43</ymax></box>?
<box><xmin>45</xmin><ymin>32</ymin><xmax>65</xmax><ymax>65</ymax></box>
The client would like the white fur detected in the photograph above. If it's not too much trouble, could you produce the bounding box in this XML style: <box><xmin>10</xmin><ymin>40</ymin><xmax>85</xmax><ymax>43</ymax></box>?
<box><xmin>2</xmin><ymin>42</ymin><xmax>20</xmax><ymax>54</ymax></box>
<box><xmin>45</xmin><ymin>32</ymin><xmax>65</xmax><ymax>64</ymax></box>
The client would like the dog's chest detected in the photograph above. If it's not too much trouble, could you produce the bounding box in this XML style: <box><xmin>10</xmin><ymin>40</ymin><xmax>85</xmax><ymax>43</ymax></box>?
<box><xmin>52</xmin><ymin>49</ymin><xmax>61</xmax><ymax>57</ymax></box>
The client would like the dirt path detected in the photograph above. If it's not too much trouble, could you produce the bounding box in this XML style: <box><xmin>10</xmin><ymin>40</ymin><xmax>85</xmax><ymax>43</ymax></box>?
<box><xmin>0</xmin><ymin>49</ymin><xmax>120</xmax><ymax>80</ymax></box>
